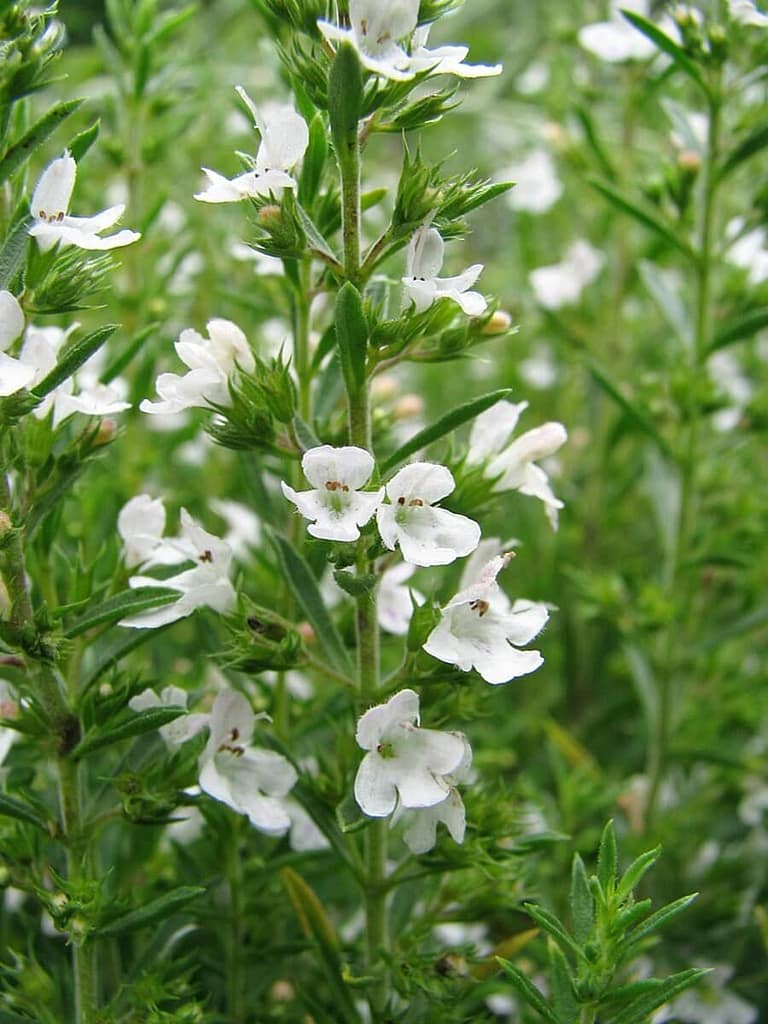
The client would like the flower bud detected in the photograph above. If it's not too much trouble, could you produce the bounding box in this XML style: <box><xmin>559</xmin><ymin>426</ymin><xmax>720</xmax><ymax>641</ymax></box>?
<box><xmin>677</xmin><ymin>150</ymin><xmax>701</xmax><ymax>175</ymax></box>
<box><xmin>371</xmin><ymin>374</ymin><xmax>400</xmax><ymax>401</ymax></box>
<box><xmin>0</xmin><ymin>510</ymin><xmax>12</xmax><ymax>536</ymax></box>
<box><xmin>297</xmin><ymin>621</ymin><xmax>316</xmax><ymax>645</ymax></box>
<box><xmin>481</xmin><ymin>310</ymin><xmax>513</xmax><ymax>335</ymax></box>
<box><xmin>393</xmin><ymin>394</ymin><xmax>424</xmax><ymax>420</ymax></box>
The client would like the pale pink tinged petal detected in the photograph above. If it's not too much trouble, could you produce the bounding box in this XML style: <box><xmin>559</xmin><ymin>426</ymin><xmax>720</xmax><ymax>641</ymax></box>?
<box><xmin>474</xmin><ymin>645</ymin><xmax>543</xmax><ymax>684</ymax></box>
<box><xmin>0</xmin><ymin>291</ymin><xmax>25</xmax><ymax>350</ymax></box>
<box><xmin>257</xmin><ymin>110</ymin><xmax>309</xmax><ymax>172</ymax></box>
<box><xmin>302</xmin><ymin>445</ymin><xmax>375</xmax><ymax>491</ymax></box>
<box><xmin>403</xmin><ymin>277</ymin><xmax>437</xmax><ymax>313</ymax></box>
<box><xmin>0</xmin><ymin>354</ymin><xmax>36</xmax><ymax>396</ymax></box>
<box><xmin>409</xmin><ymin>227</ymin><xmax>445</xmax><ymax>279</ymax></box>
<box><xmin>356</xmin><ymin>688</ymin><xmax>420</xmax><ymax>749</ymax></box>
<box><xmin>354</xmin><ymin>752</ymin><xmax>398</xmax><ymax>817</ymax></box>
<box><xmin>505</xmin><ymin>600</ymin><xmax>550</xmax><ymax>646</ymax></box>
<box><xmin>31</xmin><ymin>154</ymin><xmax>76</xmax><ymax>219</ymax></box>
<box><xmin>385</xmin><ymin>462</ymin><xmax>455</xmax><ymax>505</ymax></box>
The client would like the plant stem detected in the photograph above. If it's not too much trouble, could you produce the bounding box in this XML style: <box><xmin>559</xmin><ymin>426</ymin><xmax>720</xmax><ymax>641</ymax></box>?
<box><xmin>579</xmin><ymin>1006</ymin><xmax>597</xmax><ymax>1024</ymax></box>
<box><xmin>293</xmin><ymin>259</ymin><xmax>313</xmax><ymax>423</ymax></box>
<box><xmin>338</xmin><ymin>115</ymin><xmax>389</xmax><ymax>1015</ymax></box>
<box><xmin>227</xmin><ymin>821</ymin><xmax>245</xmax><ymax>1023</ymax></box>
<box><xmin>645</xmin><ymin>74</ymin><xmax>722</xmax><ymax>829</ymax></box>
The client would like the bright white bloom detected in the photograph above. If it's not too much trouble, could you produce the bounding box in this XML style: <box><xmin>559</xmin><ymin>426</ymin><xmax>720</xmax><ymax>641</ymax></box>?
<box><xmin>707</xmin><ymin>351</ymin><xmax>753</xmax><ymax>432</ymax></box>
<box><xmin>408</xmin><ymin>25</ymin><xmax>501</xmax><ymax>79</ymax></box>
<box><xmin>282</xmin><ymin>445</ymin><xmax>383</xmax><ymax>542</ymax></box>
<box><xmin>378</xmin><ymin>562</ymin><xmax>424</xmax><ymax>635</ymax></box>
<box><xmin>210</xmin><ymin>498</ymin><xmax>261</xmax><ymax>562</ymax></box>
<box><xmin>0</xmin><ymin>681</ymin><xmax>18</xmax><ymax>768</ymax></box>
<box><xmin>318</xmin><ymin>0</ymin><xmax>420</xmax><ymax>81</ymax></box>
<box><xmin>119</xmin><ymin>509</ymin><xmax>236</xmax><ymax>628</ymax></box>
<box><xmin>516</xmin><ymin>61</ymin><xmax>550</xmax><ymax>94</ymax></box>
<box><xmin>468</xmin><ymin>400</ymin><xmax>567</xmax><ymax>527</ymax></box>
<box><xmin>140</xmin><ymin>319</ymin><xmax>255</xmax><ymax>416</ymax></box>
<box><xmin>728</xmin><ymin>0</ymin><xmax>768</xmax><ymax>26</ymax></box>
<box><xmin>117</xmin><ymin>494</ymin><xmax>189</xmax><ymax>569</ymax></box>
<box><xmin>578</xmin><ymin>0</ymin><xmax>658</xmax><ymax>62</ymax></box>
<box><xmin>502</xmin><ymin>149</ymin><xmax>562</xmax><ymax>214</ymax></box>
<box><xmin>530</xmin><ymin>240</ymin><xmax>604</xmax><ymax>310</ymax></box>
<box><xmin>726</xmin><ymin>220</ymin><xmax>768</xmax><ymax>285</ymax></box>
<box><xmin>0</xmin><ymin>292</ymin><xmax>36</xmax><ymax>396</ymax></box>
<box><xmin>29</xmin><ymin>153</ymin><xmax>140</xmax><ymax>251</ymax></box>
<box><xmin>423</xmin><ymin>554</ymin><xmax>549</xmax><ymax>684</ymax></box>
<box><xmin>652</xmin><ymin>966</ymin><xmax>757</xmax><ymax>1024</ymax></box>
<box><xmin>51</xmin><ymin>377</ymin><xmax>129</xmax><ymax>424</ymax></box>
<box><xmin>403</xmin><ymin>226</ymin><xmax>486</xmax><ymax>317</ymax></box>
<box><xmin>400</xmin><ymin>734</ymin><xmax>473</xmax><ymax>853</ymax></box>
<box><xmin>285</xmin><ymin>799</ymin><xmax>330</xmax><ymax>852</ymax></box>
<box><xmin>128</xmin><ymin>686</ymin><xmax>208</xmax><ymax>749</ymax></box>
<box><xmin>195</xmin><ymin>89</ymin><xmax>309</xmax><ymax>203</ymax></box>
<box><xmin>354</xmin><ymin>688</ymin><xmax>466</xmax><ymax>817</ymax></box>
<box><xmin>377</xmin><ymin>462</ymin><xmax>480</xmax><ymax>567</ymax></box>
<box><xmin>199</xmin><ymin>689</ymin><xmax>297</xmax><ymax>835</ymax></box>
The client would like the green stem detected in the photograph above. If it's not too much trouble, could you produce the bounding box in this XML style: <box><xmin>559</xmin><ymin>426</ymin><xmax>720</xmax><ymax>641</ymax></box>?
<box><xmin>339</xmin><ymin>120</ymin><xmax>389</xmax><ymax>1014</ymax></box>
<box><xmin>293</xmin><ymin>259</ymin><xmax>313</xmax><ymax>423</ymax></box>
<box><xmin>579</xmin><ymin>1006</ymin><xmax>597</xmax><ymax>1024</ymax></box>
<box><xmin>645</xmin><ymin>77</ymin><xmax>722</xmax><ymax>830</ymax></box>
<box><xmin>227</xmin><ymin>821</ymin><xmax>245</xmax><ymax>1023</ymax></box>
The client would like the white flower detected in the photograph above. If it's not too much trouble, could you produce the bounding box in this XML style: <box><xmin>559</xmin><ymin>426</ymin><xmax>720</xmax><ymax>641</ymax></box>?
<box><xmin>726</xmin><ymin>220</ymin><xmax>768</xmax><ymax>285</ymax></box>
<box><xmin>195</xmin><ymin>89</ymin><xmax>309</xmax><ymax>203</ymax></box>
<box><xmin>376</xmin><ymin>462</ymin><xmax>480</xmax><ymax>567</ymax></box>
<box><xmin>354</xmin><ymin>688</ymin><xmax>466</xmax><ymax>817</ymax></box>
<box><xmin>423</xmin><ymin>554</ymin><xmax>549</xmax><ymax>684</ymax></box>
<box><xmin>51</xmin><ymin>378</ymin><xmax>130</xmax><ymax>424</ymax></box>
<box><xmin>199</xmin><ymin>689</ymin><xmax>297</xmax><ymax>835</ymax></box>
<box><xmin>467</xmin><ymin>400</ymin><xmax>567</xmax><ymax>527</ymax></box>
<box><xmin>140</xmin><ymin>319</ymin><xmax>255</xmax><ymax>416</ymax></box>
<box><xmin>117</xmin><ymin>494</ymin><xmax>189</xmax><ymax>569</ymax></box>
<box><xmin>281</xmin><ymin>445</ymin><xmax>383</xmax><ymax>543</ymax></box>
<box><xmin>0</xmin><ymin>681</ymin><xmax>19</xmax><ymax>768</ymax></box>
<box><xmin>707</xmin><ymin>351</ymin><xmax>753</xmax><ymax>432</ymax></box>
<box><xmin>128</xmin><ymin>686</ymin><xmax>208</xmax><ymax>749</ymax></box>
<box><xmin>285</xmin><ymin>799</ymin><xmax>330</xmax><ymax>852</ymax></box>
<box><xmin>529</xmin><ymin>240</ymin><xmax>604</xmax><ymax>309</ymax></box>
<box><xmin>378</xmin><ymin>561</ymin><xmax>424</xmax><ymax>635</ymax></box>
<box><xmin>119</xmin><ymin>509</ymin><xmax>236</xmax><ymax>628</ymax></box>
<box><xmin>728</xmin><ymin>0</ymin><xmax>768</xmax><ymax>26</ymax></box>
<box><xmin>502</xmin><ymin>149</ymin><xmax>562</xmax><ymax>214</ymax></box>
<box><xmin>210</xmin><ymin>498</ymin><xmax>261</xmax><ymax>562</ymax></box>
<box><xmin>403</xmin><ymin>226</ymin><xmax>486</xmax><ymax>317</ymax></box>
<box><xmin>0</xmin><ymin>292</ymin><xmax>36</xmax><ymax>397</ymax></box>
<box><xmin>578</xmin><ymin>0</ymin><xmax>658</xmax><ymax>62</ymax></box>
<box><xmin>29</xmin><ymin>153</ymin><xmax>140</xmax><ymax>251</ymax></box>
<box><xmin>318</xmin><ymin>0</ymin><xmax>420</xmax><ymax>82</ymax></box>
<box><xmin>407</xmin><ymin>25</ymin><xmax>501</xmax><ymax>79</ymax></box>
<box><xmin>400</xmin><ymin>734</ymin><xmax>473</xmax><ymax>853</ymax></box>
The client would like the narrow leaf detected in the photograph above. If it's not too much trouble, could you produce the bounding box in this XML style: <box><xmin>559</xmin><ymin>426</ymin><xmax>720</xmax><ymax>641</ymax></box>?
<box><xmin>328</xmin><ymin>42</ymin><xmax>362</xmax><ymax>167</ymax></box>
<box><xmin>73</xmin><ymin>707</ymin><xmax>186</xmax><ymax>760</ymax></box>
<box><xmin>570</xmin><ymin>854</ymin><xmax>594</xmax><ymax>943</ymax></box>
<box><xmin>548</xmin><ymin>943</ymin><xmax>579</xmax><ymax>1024</ymax></box>
<box><xmin>523</xmin><ymin>903</ymin><xmax>586</xmax><ymax>963</ymax></box>
<box><xmin>31</xmin><ymin>325</ymin><xmax>119</xmax><ymax>401</ymax></box>
<box><xmin>638</xmin><ymin>260</ymin><xmax>692</xmax><ymax>350</ymax></box>
<box><xmin>0</xmin><ymin>99</ymin><xmax>83</xmax><ymax>184</ymax></box>
<box><xmin>608</xmin><ymin>968</ymin><xmax>709</xmax><ymax>1024</ymax></box>
<box><xmin>496</xmin><ymin>959</ymin><xmax>563</xmax><ymax>1024</ymax></box>
<box><xmin>0</xmin><ymin>792</ymin><xmax>49</xmax><ymax>832</ymax></box>
<box><xmin>589</xmin><ymin>179</ymin><xmax>694</xmax><ymax>260</ymax></box>
<box><xmin>335</xmin><ymin>282</ymin><xmax>368</xmax><ymax>397</ymax></box>
<box><xmin>597</xmin><ymin>819</ymin><xmax>618</xmax><ymax>890</ymax></box>
<box><xmin>63</xmin><ymin>587</ymin><xmax>179</xmax><ymax>638</ymax></box>
<box><xmin>292</xmin><ymin>413</ymin><xmax>320</xmax><ymax>451</ymax></box>
<box><xmin>719</xmin><ymin>122</ymin><xmax>768</xmax><ymax>180</ymax></box>
<box><xmin>81</xmin><ymin>626</ymin><xmax>173</xmax><ymax>695</ymax></box>
<box><xmin>625</xmin><ymin>892</ymin><xmax>698</xmax><ymax>947</ymax></box>
<box><xmin>709</xmin><ymin>308</ymin><xmax>768</xmax><ymax>352</ymax></box>
<box><xmin>96</xmin><ymin>886</ymin><xmax>205</xmax><ymax>938</ymax></box>
<box><xmin>68</xmin><ymin>119</ymin><xmax>101</xmax><ymax>163</ymax></box>
<box><xmin>0</xmin><ymin>212</ymin><xmax>31</xmax><ymax>290</ymax></box>
<box><xmin>620</xmin><ymin>10</ymin><xmax>708</xmax><ymax>92</ymax></box>
<box><xmin>381</xmin><ymin>388</ymin><xmax>513</xmax><ymax>473</ymax></box>
<box><xmin>587</xmin><ymin>360</ymin><xmax>672</xmax><ymax>457</ymax></box>
<box><xmin>270</xmin><ymin>532</ymin><xmax>353</xmax><ymax>676</ymax></box>
<box><xmin>617</xmin><ymin>845</ymin><xmax>661</xmax><ymax>899</ymax></box>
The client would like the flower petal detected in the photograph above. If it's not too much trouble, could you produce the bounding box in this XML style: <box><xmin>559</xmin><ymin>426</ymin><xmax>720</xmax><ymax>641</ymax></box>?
<box><xmin>356</xmin><ymin>688</ymin><xmax>420</xmax><ymax>749</ymax></box>
<box><xmin>354</xmin><ymin>751</ymin><xmax>398</xmax><ymax>817</ymax></box>
<box><xmin>302</xmin><ymin>445</ymin><xmax>375</xmax><ymax>491</ymax></box>
<box><xmin>385</xmin><ymin>462</ymin><xmax>455</xmax><ymax>505</ymax></box>
<box><xmin>31</xmin><ymin>154</ymin><xmax>76</xmax><ymax>219</ymax></box>
<box><xmin>0</xmin><ymin>291</ymin><xmax>25</xmax><ymax>351</ymax></box>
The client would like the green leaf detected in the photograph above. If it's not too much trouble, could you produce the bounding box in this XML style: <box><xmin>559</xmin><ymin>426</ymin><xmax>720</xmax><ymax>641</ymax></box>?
<box><xmin>569</xmin><ymin>854</ymin><xmax>594</xmax><ymax>943</ymax></box>
<box><xmin>523</xmin><ymin>903</ymin><xmax>586</xmax><ymax>963</ymax></box>
<box><xmin>607</xmin><ymin>968</ymin><xmax>709</xmax><ymax>1024</ymax></box>
<box><xmin>574</xmin><ymin>105</ymin><xmax>617</xmax><ymax>181</ymax></box>
<box><xmin>548</xmin><ymin>943</ymin><xmax>579</xmax><ymax>1024</ymax></box>
<box><xmin>299</xmin><ymin>112</ymin><xmax>328</xmax><ymax>207</ymax></box>
<box><xmin>72</xmin><ymin>707</ymin><xmax>186</xmax><ymax>760</ymax></box>
<box><xmin>709</xmin><ymin>308</ymin><xmax>768</xmax><ymax>352</ymax></box>
<box><xmin>619</xmin><ymin>10</ymin><xmax>708</xmax><ymax>93</ymax></box>
<box><xmin>0</xmin><ymin>792</ymin><xmax>49</xmax><ymax>832</ymax></box>
<box><xmin>281</xmin><ymin>867</ymin><xmax>362</xmax><ymax>1024</ymax></box>
<box><xmin>295</xmin><ymin>202</ymin><xmax>339</xmax><ymax>266</ymax></box>
<box><xmin>270</xmin><ymin>532</ymin><xmax>354</xmax><ymax>676</ymax></box>
<box><xmin>638</xmin><ymin>260</ymin><xmax>691</xmax><ymax>350</ymax></box>
<box><xmin>497</xmin><ymin>958</ymin><xmax>563</xmax><ymax>1024</ymax></box>
<box><xmin>0</xmin><ymin>99</ymin><xmax>83</xmax><ymax>185</ymax></box>
<box><xmin>719</xmin><ymin>122</ymin><xmax>768</xmax><ymax>180</ymax></box>
<box><xmin>101</xmin><ymin>322</ymin><xmax>158</xmax><ymax>383</ymax></box>
<box><xmin>68</xmin><ymin>119</ymin><xmax>101</xmax><ymax>163</ymax></box>
<box><xmin>333</xmin><ymin>569</ymin><xmax>377</xmax><ymax>597</ymax></box>
<box><xmin>597</xmin><ymin>819</ymin><xmax>618</xmax><ymax>891</ymax></box>
<box><xmin>0</xmin><ymin>212</ymin><xmax>31</xmax><ymax>290</ymax></box>
<box><xmin>625</xmin><ymin>892</ymin><xmax>698</xmax><ymax>947</ymax></box>
<box><xmin>96</xmin><ymin>886</ymin><xmax>205</xmax><ymax>938</ymax></box>
<box><xmin>589</xmin><ymin>179</ymin><xmax>694</xmax><ymax>261</ymax></box>
<box><xmin>328</xmin><ymin>42</ymin><xmax>362</xmax><ymax>168</ymax></box>
<box><xmin>616</xmin><ymin>846</ymin><xmax>661</xmax><ymax>900</ymax></box>
<box><xmin>31</xmin><ymin>324</ymin><xmax>119</xmax><ymax>402</ymax></box>
<box><xmin>587</xmin><ymin>360</ymin><xmax>672</xmax><ymax>457</ymax></box>
<box><xmin>335</xmin><ymin>282</ymin><xmax>368</xmax><ymax>397</ymax></box>
<box><xmin>292</xmin><ymin>413</ymin><xmax>320</xmax><ymax>451</ymax></box>
<box><xmin>380</xmin><ymin>388</ymin><xmax>513</xmax><ymax>473</ymax></box>
<box><xmin>81</xmin><ymin>626</ymin><xmax>172</xmax><ymax>694</ymax></box>
<box><xmin>63</xmin><ymin>587</ymin><xmax>179</xmax><ymax>638</ymax></box>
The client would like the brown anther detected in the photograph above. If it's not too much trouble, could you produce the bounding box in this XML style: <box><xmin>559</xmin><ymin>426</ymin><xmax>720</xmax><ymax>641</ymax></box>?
<box><xmin>199</xmin><ymin>549</ymin><xmax>213</xmax><ymax>563</ymax></box>
<box><xmin>408</xmin><ymin>498</ymin><xmax>424</xmax><ymax>507</ymax></box>
<box><xmin>397</xmin><ymin>496</ymin><xmax>406</xmax><ymax>505</ymax></box>
<box><xmin>470</xmin><ymin>599</ymin><xmax>490</xmax><ymax>617</ymax></box>
<box><xmin>38</xmin><ymin>209</ymin><xmax>46</xmax><ymax>219</ymax></box>
<box><xmin>56</xmin><ymin>211</ymin><xmax>64</xmax><ymax>222</ymax></box>
<box><xmin>376</xmin><ymin>743</ymin><xmax>384</xmax><ymax>753</ymax></box>
<box><xmin>360</xmin><ymin>17</ymin><xmax>368</xmax><ymax>34</ymax></box>
<box><xmin>230</xmin><ymin>728</ymin><xmax>240</xmax><ymax>741</ymax></box>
